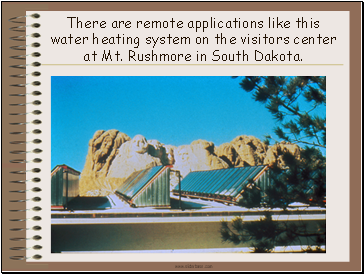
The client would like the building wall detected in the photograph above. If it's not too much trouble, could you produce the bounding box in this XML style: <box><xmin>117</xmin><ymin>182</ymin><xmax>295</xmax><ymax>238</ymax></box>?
<box><xmin>51</xmin><ymin>218</ymin><xmax>325</xmax><ymax>252</ymax></box>
<box><xmin>133</xmin><ymin>167</ymin><xmax>170</xmax><ymax>208</ymax></box>
<box><xmin>51</xmin><ymin>168</ymin><xmax>65</xmax><ymax>206</ymax></box>
<box><xmin>51</xmin><ymin>166</ymin><xmax>80</xmax><ymax>207</ymax></box>
<box><xmin>67</xmin><ymin>171</ymin><xmax>80</xmax><ymax>201</ymax></box>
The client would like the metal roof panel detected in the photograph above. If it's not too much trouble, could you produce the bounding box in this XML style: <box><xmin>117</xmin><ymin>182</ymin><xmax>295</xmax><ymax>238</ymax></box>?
<box><xmin>116</xmin><ymin>166</ymin><xmax>164</xmax><ymax>199</ymax></box>
<box><xmin>174</xmin><ymin>166</ymin><xmax>269</xmax><ymax>200</ymax></box>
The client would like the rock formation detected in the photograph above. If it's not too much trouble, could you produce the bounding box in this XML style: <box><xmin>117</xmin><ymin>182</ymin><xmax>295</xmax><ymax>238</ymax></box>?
<box><xmin>79</xmin><ymin>130</ymin><xmax>130</xmax><ymax>196</ymax></box>
<box><xmin>230</xmin><ymin>135</ymin><xmax>268</xmax><ymax>166</ymax></box>
<box><xmin>216</xmin><ymin>143</ymin><xmax>243</xmax><ymax>167</ymax></box>
<box><xmin>173</xmin><ymin>140</ymin><xmax>229</xmax><ymax>178</ymax></box>
<box><xmin>78</xmin><ymin>130</ymin><xmax>302</xmax><ymax>196</ymax></box>
<box><xmin>80</xmin><ymin>133</ymin><xmax>178</xmax><ymax>196</ymax></box>
<box><xmin>263</xmin><ymin>141</ymin><xmax>301</xmax><ymax>168</ymax></box>
<box><xmin>106</xmin><ymin>135</ymin><xmax>163</xmax><ymax>192</ymax></box>
<box><xmin>163</xmin><ymin>145</ymin><xmax>176</xmax><ymax>165</ymax></box>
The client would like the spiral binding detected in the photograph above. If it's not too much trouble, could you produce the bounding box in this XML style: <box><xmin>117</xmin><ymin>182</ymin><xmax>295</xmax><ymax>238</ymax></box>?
<box><xmin>9</xmin><ymin>13</ymin><xmax>42</xmax><ymax>261</ymax></box>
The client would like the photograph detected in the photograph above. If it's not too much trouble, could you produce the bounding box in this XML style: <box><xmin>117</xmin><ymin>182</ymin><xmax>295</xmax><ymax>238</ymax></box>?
<box><xmin>50</xmin><ymin>76</ymin><xmax>326</xmax><ymax>253</ymax></box>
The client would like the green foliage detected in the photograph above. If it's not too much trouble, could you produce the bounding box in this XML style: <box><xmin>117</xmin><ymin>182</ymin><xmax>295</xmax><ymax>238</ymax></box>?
<box><xmin>221</xmin><ymin>213</ymin><xmax>296</xmax><ymax>253</ymax></box>
<box><xmin>236</xmin><ymin>75</ymin><xmax>327</xmax><ymax>206</ymax></box>
<box><xmin>221</xmin><ymin>210</ymin><xmax>326</xmax><ymax>253</ymax></box>
<box><xmin>237</xmin><ymin>180</ymin><xmax>262</xmax><ymax>208</ymax></box>
<box><xmin>238</xmin><ymin>76</ymin><xmax>326</xmax><ymax>148</ymax></box>
<box><xmin>266</xmin><ymin>147</ymin><xmax>326</xmax><ymax>208</ymax></box>
<box><xmin>226</xmin><ymin>148</ymin><xmax>326</xmax><ymax>252</ymax></box>
<box><xmin>219</xmin><ymin>76</ymin><xmax>326</xmax><ymax>253</ymax></box>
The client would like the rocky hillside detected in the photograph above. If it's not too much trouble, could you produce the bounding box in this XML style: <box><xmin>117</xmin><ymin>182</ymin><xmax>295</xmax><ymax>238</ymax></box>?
<box><xmin>79</xmin><ymin>130</ymin><xmax>301</xmax><ymax>196</ymax></box>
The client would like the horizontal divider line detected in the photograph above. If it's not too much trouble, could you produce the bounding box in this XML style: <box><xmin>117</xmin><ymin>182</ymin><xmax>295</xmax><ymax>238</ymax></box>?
<box><xmin>51</xmin><ymin>214</ymin><xmax>326</xmax><ymax>225</ymax></box>
<box><xmin>42</xmin><ymin>64</ymin><xmax>344</xmax><ymax>66</ymax></box>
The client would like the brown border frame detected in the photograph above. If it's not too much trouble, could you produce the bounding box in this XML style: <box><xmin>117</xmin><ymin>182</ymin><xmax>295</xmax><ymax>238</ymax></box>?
<box><xmin>2</xmin><ymin>1</ymin><xmax>361</xmax><ymax>271</ymax></box>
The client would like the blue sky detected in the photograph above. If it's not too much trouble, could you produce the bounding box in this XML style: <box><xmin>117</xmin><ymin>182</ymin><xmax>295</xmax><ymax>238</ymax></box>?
<box><xmin>51</xmin><ymin>76</ymin><xmax>319</xmax><ymax>171</ymax></box>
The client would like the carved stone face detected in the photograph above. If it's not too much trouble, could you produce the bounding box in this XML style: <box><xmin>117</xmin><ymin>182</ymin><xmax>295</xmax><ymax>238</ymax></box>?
<box><xmin>165</xmin><ymin>146</ymin><xmax>175</xmax><ymax>165</ymax></box>
<box><xmin>131</xmin><ymin>134</ymin><xmax>148</xmax><ymax>154</ymax></box>
<box><xmin>148</xmin><ymin>139</ymin><xmax>161</xmax><ymax>149</ymax></box>
<box><xmin>179</xmin><ymin>148</ymin><xmax>189</xmax><ymax>161</ymax></box>
<box><xmin>147</xmin><ymin>139</ymin><xmax>163</xmax><ymax>158</ymax></box>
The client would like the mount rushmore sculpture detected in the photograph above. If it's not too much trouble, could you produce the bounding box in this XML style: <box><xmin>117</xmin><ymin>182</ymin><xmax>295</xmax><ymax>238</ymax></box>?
<box><xmin>79</xmin><ymin>129</ymin><xmax>301</xmax><ymax>196</ymax></box>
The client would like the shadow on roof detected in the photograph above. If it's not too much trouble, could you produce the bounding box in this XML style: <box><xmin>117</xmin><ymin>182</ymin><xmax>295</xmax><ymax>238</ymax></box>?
<box><xmin>67</xmin><ymin>196</ymin><xmax>111</xmax><ymax>210</ymax></box>
<box><xmin>170</xmin><ymin>197</ymin><xmax>211</xmax><ymax>210</ymax></box>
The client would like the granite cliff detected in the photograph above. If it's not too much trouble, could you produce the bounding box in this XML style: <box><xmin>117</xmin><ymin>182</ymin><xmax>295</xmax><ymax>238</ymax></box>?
<box><xmin>79</xmin><ymin>130</ymin><xmax>301</xmax><ymax>196</ymax></box>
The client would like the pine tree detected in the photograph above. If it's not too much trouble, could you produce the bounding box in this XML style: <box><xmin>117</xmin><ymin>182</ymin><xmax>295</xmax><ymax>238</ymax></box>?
<box><xmin>220</xmin><ymin>76</ymin><xmax>326</xmax><ymax>253</ymax></box>
<box><xmin>235</xmin><ymin>76</ymin><xmax>326</xmax><ymax>148</ymax></box>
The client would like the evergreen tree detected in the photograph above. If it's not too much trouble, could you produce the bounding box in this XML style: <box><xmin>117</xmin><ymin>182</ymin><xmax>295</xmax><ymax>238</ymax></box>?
<box><xmin>220</xmin><ymin>76</ymin><xmax>326</xmax><ymax>253</ymax></box>
<box><xmin>235</xmin><ymin>76</ymin><xmax>326</xmax><ymax>148</ymax></box>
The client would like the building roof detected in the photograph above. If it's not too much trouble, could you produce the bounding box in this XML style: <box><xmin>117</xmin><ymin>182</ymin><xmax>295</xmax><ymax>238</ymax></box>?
<box><xmin>51</xmin><ymin>164</ymin><xmax>81</xmax><ymax>176</ymax></box>
<box><xmin>115</xmin><ymin>165</ymin><xmax>169</xmax><ymax>201</ymax></box>
<box><xmin>173</xmin><ymin>165</ymin><xmax>269</xmax><ymax>202</ymax></box>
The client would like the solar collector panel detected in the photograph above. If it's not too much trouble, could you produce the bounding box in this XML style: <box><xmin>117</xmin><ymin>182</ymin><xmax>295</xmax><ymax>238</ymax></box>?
<box><xmin>213</xmin><ymin>168</ymin><xmax>242</xmax><ymax>195</ymax></box>
<box><xmin>219</xmin><ymin>167</ymin><xmax>253</xmax><ymax>196</ymax></box>
<box><xmin>190</xmin><ymin>170</ymin><xmax>212</xmax><ymax>192</ymax></box>
<box><xmin>125</xmin><ymin>166</ymin><xmax>163</xmax><ymax>198</ymax></box>
<box><xmin>188</xmin><ymin>169</ymin><xmax>217</xmax><ymax>194</ymax></box>
<box><xmin>199</xmin><ymin>169</ymin><xmax>229</xmax><ymax>194</ymax></box>
<box><xmin>197</xmin><ymin>169</ymin><xmax>219</xmax><ymax>193</ymax></box>
<box><xmin>174</xmin><ymin>166</ymin><xmax>269</xmax><ymax>203</ymax></box>
<box><xmin>210</xmin><ymin>168</ymin><xmax>240</xmax><ymax>195</ymax></box>
<box><xmin>180</xmin><ymin>172</ymin><xmax>197</xmax><ymax>192</ymax></box>
<box><xmin>184</xmin><ymin>171</ymin><xmax>207</xmax><ymax>192</ymax></box>
<box><xmin>226</xmin><ymin>166</ymin><xmax>260</xmax><ymax>197</ymax></box>
<box><xmin>119</xmin><ymin>170</ymin><xmax>146</xmax><ymax>196</ymax></box>
<box><xmin>229</xmin><ymin>166</ymin><xmax>264</xmax><ymax>197</ymax></box>
<box><xmin>116</xmin><ymin>169</ymin><xmax>145</xmax><ymax>194</ymax></box>
<box><xmin>116</xmin><ymin>166</ymin><xmax>162</xmax><ymax>199</ymax></box>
